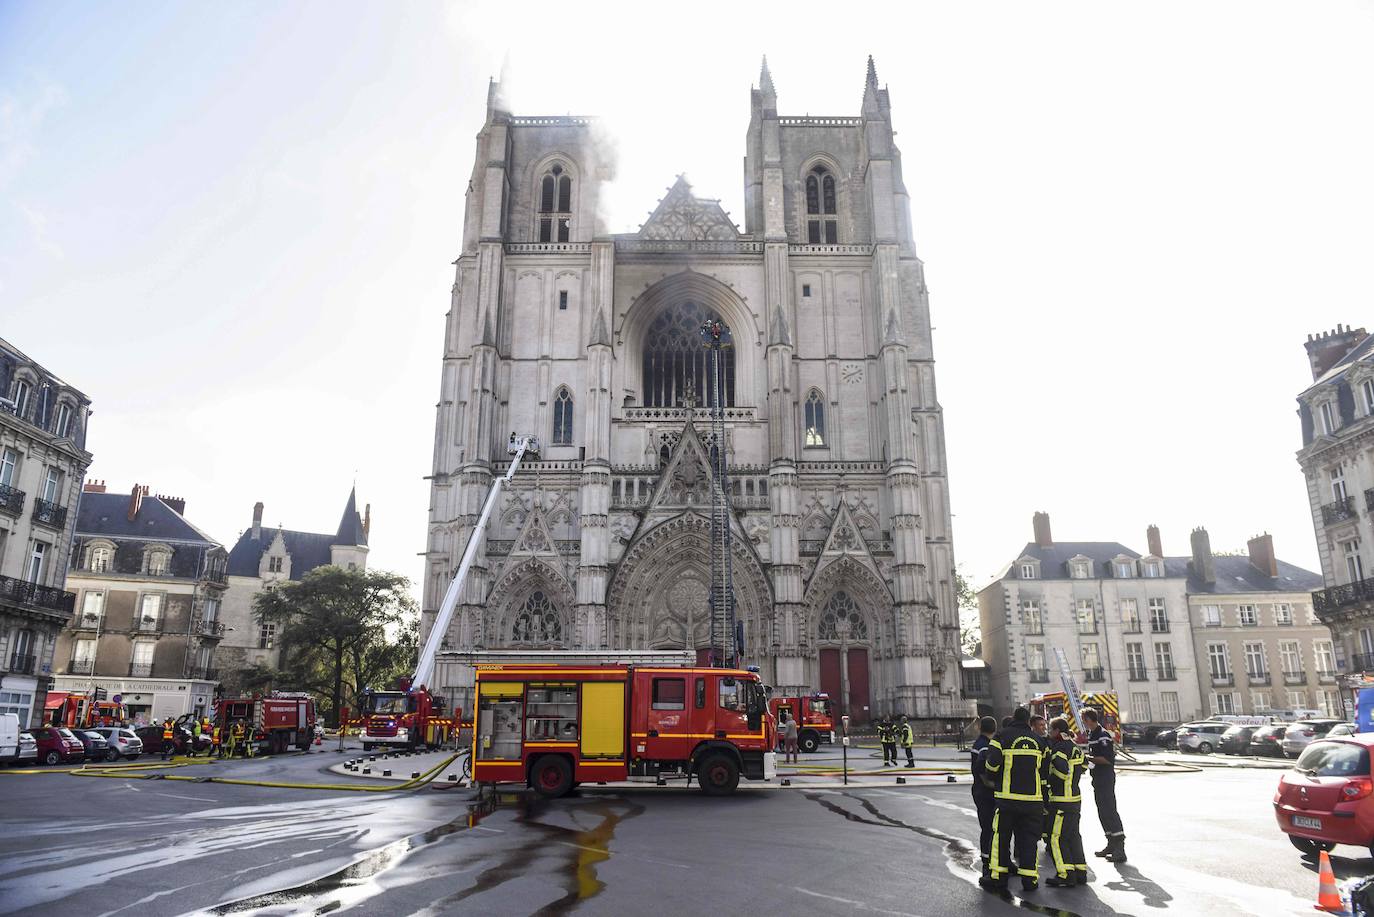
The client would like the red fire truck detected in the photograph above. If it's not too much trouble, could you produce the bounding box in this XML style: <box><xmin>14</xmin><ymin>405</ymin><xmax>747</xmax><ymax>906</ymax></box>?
<box><xmin>215</xmin><ymin>693</ymin><xmax>316</xmax><ymax>755</ymax></box>
<box><xmin>1029</xmin><ymin>691</ymin><xmax>1123</xmax><ymax>743</ymax></box>
<box><xmin>46</xmin><ymin>693</ymin><xmax>125</xmax><ymax>729</ymax></box>
<box><xmin>360</xmin><ymin>677</ymin><xmax>453</xmax><ymax>751</ymax></box>
<box><xmin>768</xmin><ymin>692</ymin><xmax>834</xmax><ymax>753</ymax></box>
<box><xmin>472</xmin><ymin>663</ymin><xmax>776</xmax><ymax>797</ymax></box>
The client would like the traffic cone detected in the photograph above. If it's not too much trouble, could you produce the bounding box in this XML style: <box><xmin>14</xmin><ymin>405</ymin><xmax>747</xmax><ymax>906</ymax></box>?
<box><xmin>1314</xmin><ymin>849</ymin><xmax>1342</xmax><ymax>913</ymax></box>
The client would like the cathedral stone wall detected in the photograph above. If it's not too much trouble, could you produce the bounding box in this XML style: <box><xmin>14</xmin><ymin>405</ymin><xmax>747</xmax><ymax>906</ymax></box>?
<box><xmin>425</xmin><ymin>60</ymin><xmax>968</xmax><ymax>724</ymax></box>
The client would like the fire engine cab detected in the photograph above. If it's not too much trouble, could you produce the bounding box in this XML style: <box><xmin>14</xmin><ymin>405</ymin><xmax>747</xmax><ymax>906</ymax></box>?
<box><xmin>360</xmin><ymin>677</ymin><xmax>451</xmax><ymax>751</ymax></box>
<box><xmin>768</xmin><ymin>692</ymin><xmax>835</xmax><ymax>753</ymax></box>
<box><xmin>473</xmin><ymin>663</ymin><xmax>776</xmax><ymax>797</ymax></box>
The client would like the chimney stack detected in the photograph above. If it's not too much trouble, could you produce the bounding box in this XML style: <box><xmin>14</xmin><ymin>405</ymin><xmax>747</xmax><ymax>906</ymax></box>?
<box><xmin>83</xmin><ymin>479</ymin><xmax>106</xmax><ymax>494</ymax></box>
<box><xmin>252</xmin><ymin>501</ymin><xmax>264</xmax><ymax>540</ymax></box>
<box><xmin>363</xmin><ymin>503</ymin><xmax>371</xmax><ymax>538</ymax></box>
<box><xmin>127</xmin><ymin>483</ymin><xmax>145</xmax><ymax>521</ymax></box>
<box><xmin>1304</xmin><ymin>324</ymin><xmax>1369</xmax><ymax>381</ymax></box>
<box><xmin>1146</xmin><ymin>524</ymin><xmax>1163</xmax><ymax>558</ymax></box>
<box><xmin>1032</xmin><ymin>511</ymin><xmax>1053</xmax><ymax>548</ymax></box>
<box><xmin>1248</xmin><ymin>532</ymin><xmax>1279</xmax><ymax>578</ymax></box>
<box><xmin>156</xmin><ymin>494</ymin><xmax>186</xmax><ymax>515</ymax></box>
<box><xmin>1190</xmin><ymin>527</ymin><xmax>1216</xmax><ymax>585</ymax></box>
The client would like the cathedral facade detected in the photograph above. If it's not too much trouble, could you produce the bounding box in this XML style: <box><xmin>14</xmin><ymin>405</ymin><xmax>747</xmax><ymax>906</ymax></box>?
<box><xmin>423</xmin><ymin>59</ymin><xmax>964</xmax><ymax>723</ymax></box>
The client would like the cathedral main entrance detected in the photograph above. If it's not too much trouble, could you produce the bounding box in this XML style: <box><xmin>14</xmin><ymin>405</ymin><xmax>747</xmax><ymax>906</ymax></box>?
<box><xmin>819</xmin><ymin>647</ymin><xmax>872</xmax><ymax>725</ymax></box>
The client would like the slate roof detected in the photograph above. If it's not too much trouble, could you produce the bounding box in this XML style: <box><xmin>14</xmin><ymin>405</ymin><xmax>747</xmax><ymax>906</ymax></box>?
<box><xmin>75</xmin><ymin>492</ymin><xmax>220</xmax><ymax>545</ymax></box>
<box><xmin>1307</xmin><ymin>330</ymin><xmax>1374</xmax><ymax>393</ymax></box>
<box><xmin>225</xmin><ymin>490</ymin><xmax>365</xmax><ymax>581</ymax></box>
<box><xmin>1172</xmin><ymin>555</ymin><xmax>1324</xmax><ymax>595</ymax></box>
<box><xmin>335</xmin><ymin>486</ymin><xmax>367</xmax><ymax>546</ymax></box>
<box><xmin>1003</xmin><ymin>542</ymin><xmax>1142</xmax><ymax>580</ymax></box>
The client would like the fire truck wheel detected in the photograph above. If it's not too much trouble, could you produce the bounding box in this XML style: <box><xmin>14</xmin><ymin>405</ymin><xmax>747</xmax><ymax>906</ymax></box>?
<box><xmin>800</xmin><ymin>732</ymin><xmax>820</xmax><ymax>754</ymax></box>
<box><xmin>697</xmin><ymin>753</ymin><xmax>740</xmax><ymax>796</ymax></box>
<box><xmin>531</xmin><ymin>755</ymin><xmax>573</xmax><ymax>798</ymax></box>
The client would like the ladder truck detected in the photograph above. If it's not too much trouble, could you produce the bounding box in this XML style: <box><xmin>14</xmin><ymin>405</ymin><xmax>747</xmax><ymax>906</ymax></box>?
<box><xmin>362</xmin><ymin>434</ymin><xmax>540</xmax><ymax>751</ymax></box>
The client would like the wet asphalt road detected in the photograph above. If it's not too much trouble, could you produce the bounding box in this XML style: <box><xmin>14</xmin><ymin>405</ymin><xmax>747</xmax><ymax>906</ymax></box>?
<box><xmin>0</xmin><ymin>744</ymin><xmax>1365</xmax><ymax>916</ymax></box>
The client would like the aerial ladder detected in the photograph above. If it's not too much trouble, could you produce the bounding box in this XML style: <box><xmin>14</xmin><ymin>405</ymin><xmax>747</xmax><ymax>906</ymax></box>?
<box><xmin>412</xmin><ymin>433</ymin><xmax>539</xmax><ymax>690</ymax></box>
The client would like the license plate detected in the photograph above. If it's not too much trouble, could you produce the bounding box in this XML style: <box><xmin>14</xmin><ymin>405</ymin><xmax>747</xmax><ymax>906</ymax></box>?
<box><xmin>1293</xmin><ymin>815</ymin><xmax>1322</xmax><ymax>830</ymax></box>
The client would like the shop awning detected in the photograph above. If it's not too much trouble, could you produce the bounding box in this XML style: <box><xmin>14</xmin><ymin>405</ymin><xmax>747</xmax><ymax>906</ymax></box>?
<box><xmin>43</xmin><ymin>692</ymin><xmax>69</xmax><ymax>710</ymax></box>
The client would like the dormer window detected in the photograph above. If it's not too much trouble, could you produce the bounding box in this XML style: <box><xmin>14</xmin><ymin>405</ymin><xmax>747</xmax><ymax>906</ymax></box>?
<box><xmin>1070</xmin><ymin>560</ymin><xmax>1091</xmax><ymax>579</ymax></box>
<box><xmin>1115</xmin><ymin>561</ymin><xmax>1134</xmax><ymax>578</ymax></box>
<box><xmin>1143</xmin><ymin>561</ymin><xmax>1162</xmax><ymax>578</ymax></box>
<box><xmin>1020</xmin><ymin>563</ymin><xmax>1037</xmax><ymax>579</ymax></box>
<box><xmin>805</xmin><ymin>165</ymin><xmax>838</xmax><ymax>243</ymax></box>
<box><xmin>1363</xmin><ymin>378</ymin><xmax>1374</xmax><ymax>416</ymax></box>
<box><xmin>538</xmin><ymin>163</ymin><xmax>572</xmax><ymax>243</ymax></box>
<box><xmin>9</xmin><ymin>378</ymin><xmax>31</xmax><ymax>420</ymax></box>
<box><xmin>53</xmin><ymin>402</ymin><xmax>73</xmax><ymax>438</ymax></box>
<box><xmin>268</xmin><ymin>556</ymin><xmax>284</xmax><ymax>574</ymax></box>
<box><xmin>1321</xmin><ymin>401</ymin><xmax>1336</xmax><ymax>435</ymax></box>
<box><xmin>143</xmin><ymin>545</ymin><xmax>171</xmax><ymax>576</ymax></box>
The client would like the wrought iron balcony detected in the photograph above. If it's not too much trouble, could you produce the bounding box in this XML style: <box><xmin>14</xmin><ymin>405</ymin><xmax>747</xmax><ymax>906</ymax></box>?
<box><xmin>1247</xmin><ymin>670</ymin><xmax>1271</xmax><ymax>686</ymax></box>
<box><xmin>135</xmin><ymin>616</ymin><xmax>161</xmax><ymax>633</ymax></box>
<box><xmin>8</xmin><ymin>653</ymin><xmax>34</xmax><ymax>675</ymax></box>
<box><xmin>1313</xmin><ymin>577</ymin><xmax>1374</xmax><ymax>615</ymax></box>
<box><xmin>1083</xmin><ymin>667</ymin><xmax>1105</xmax><ymax>682</ymax></box>
<box><xmin>1211</xmin><ymin>672</ymin><xmax>1234</xmax><ymax>687</ymax></box>
<box><xmin>1128</xmin><ymin>666</ymin><xmax>1149</xmax><ymax>681</ymax></box>
<box><xmin>196</xmin><ymin>619</ymin><xmax>227</xmax><ymax>638</ymax></box>
<box><xmin>74</xmin><ymin>612</ymin><xmax>103</xmax><ymax>630</ymax></box>
<box><xmin>30</xmin><ymin>497</ymin><xmax>66</xmax><ymax>529</ymax></box>
<box><xmin>129</xmin><ymin>663</ymin><xmax>154</xmax><ymax>677</ymax></box>
<box><xmin>1318</xmin><ymin>669</ymin><xmax>1338</xmax><ymax>683</ymax></box>
<box><xmin>1322</xmin><ymin>496</ymin><xmax>1357</xmax><ymax>526</ymax></box>
<box><xmin>68</xmin><ymin>659</ymin><xmax>93</xmax><ymax>675</ymax></box>
<box><xmin>1350</xmin><ymin>653</ymin><xmax>1374</xmax><ymax>673</ymax></box>
<box><xmin>204</xmin><ymin>567</ymin><xmax>228</xmax><ymax>585</ymax></box>
<box><xmin>1282</xmin><ymin>669</ymin><xmax>1307</xmax><ymax>685</ymax></box>
<box><xmin>1028</xmin><ymin>668</ymin><xmax>1050</xmax><ymax>683</ymax></box>
<box><xmin>0</xmin><ymin>572</ymin><xmax>76</xmax><ymax>615</ymax></box>
<box><xmin>0</xmin><ymin>484</ymin><xmax>24</xmax><ymax>517</ymax></box>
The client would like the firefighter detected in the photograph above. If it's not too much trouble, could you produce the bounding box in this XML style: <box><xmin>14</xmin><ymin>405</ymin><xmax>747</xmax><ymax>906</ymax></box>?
<box><xmin>969</xmin><ymin>715</ymin><xmax>999</xmax><ymax>877</ymax></box>
<box><xmin>229</xmin><ymin>720</ymin><xmax>245</xmax><ymax>758</ymax></box>
<box><xmin>898</xmin><ymin>714</ymin><xmax>915</xmax><ymax>768</ymax></box>
<box><xmin>980</xmin><ymin>706</ymin><xmax>1049</xmax><ymax>894</ymax></box>
<box><xmin>212</xmin><ymin>723</ymin><xmax>222</xmax><ymax>758</ymax></box>
<box><xmin>1083</xmin><ymin>708</ymin><xmax>1126</xmax><ymax>862</ymax></box>
<box><xmin>160</xmin><ymin>718</ymin><xmax>176</xmax><ymax>761</ymax></box>
<box><xmin>1044</xmin><ymin>716</ymin><xmax>1088</xmax><ymax>887</ymax></box>
<box><xmin>190</xmin><ymin>718</ymin><xmax>203</xmax><ymax>757</ymax></box>
<box><xmin>877</xmin><ymin>717</ymin><xmax>894</xmax><ymax>766</ymax></box>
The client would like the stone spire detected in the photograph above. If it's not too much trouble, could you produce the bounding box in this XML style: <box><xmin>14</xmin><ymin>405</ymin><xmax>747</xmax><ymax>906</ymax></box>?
<box><xmin>862</xmin><ymin>55</ymin><xmax>885</xmax><ymax>116</ymax></box>
<box><xmin>589</xmin><ymin>309</ymin><xmax>610</xmax><ymax>347</ymax></box>
<box><xmin>770</xmin><ymin>305</ymin><xmax>791</xmax><ymax>347</ymax></box>
<box><xmin>760</xmin><ymin>55</ymin><xmax>776</xmax><ymax>101</ymax></box>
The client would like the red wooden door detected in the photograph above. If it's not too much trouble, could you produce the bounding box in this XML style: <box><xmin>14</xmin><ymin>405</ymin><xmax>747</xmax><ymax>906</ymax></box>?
<box><xmin>847</xmin><ymin>647</ymin><xmax>871</xmax><ymax>725</ymax></box>
<box><xmin>819</xmin><ymin>649</ymin><xmax>841</xmax><ymax>713</ymax></box>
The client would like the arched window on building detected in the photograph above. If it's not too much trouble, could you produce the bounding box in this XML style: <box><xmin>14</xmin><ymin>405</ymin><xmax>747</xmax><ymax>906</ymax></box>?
<box><xmin>641</xmin><ymin>301</ymin><xmax>735</xmax><ymax>408</ymax></box>
<box><xmin>818</xmin><ymin>591</ymin><xmax>868</xmax><ymax>641</ymax></box>
<box><xmin>804</xmin><ymin>389</ymin><xmax>826</xmax><ymax>447</ymax></box>
<box><xmin>552</xmin><ymin>386</ymin><xmax>574</xmax><ymax>445</ymax></box>
<box><xmin>511</xmin><ymin>590</ymin><xmax>562</xmax><ymax>645</ymax></box>
<box><xmin>805</xmin><ymin>165</ymin><xmax>838</xmax><ymax>244</ymax></box>
<box><xmin>537</xmin><ymin>163</ymin><xmax>573</xmax><ymax>243</ymax></box>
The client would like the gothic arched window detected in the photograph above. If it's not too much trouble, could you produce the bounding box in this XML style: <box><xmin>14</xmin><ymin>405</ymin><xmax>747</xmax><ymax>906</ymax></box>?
<box><xmin>537</xmin><ymin>163</ymin><xmax>572</xmax><ymax>243</ymax></box>
<box><xmin>818</xmin><ymin>591</ymin><xmax>867</xmax><ymax>641</ymax></box>
<box><xmin>805</xmin><ymin>165</ymin><xmax>838</xmax><ymax>244</ymax></box>
<box><xmin>641</xmin><ymin>301</ymin><xmax>735</xmax><ymax>408</ymax></box>
<box><xmin>552</xmin><ymin>386</ymin><xmax>574</xmax><ymax>445</ymax></box>
<box><xmin>511</xmin><ymin>590</ymin><xmax>562</xmax><ymax>644</ymax></box>
<box><xmin>804</xmin><ymin>389</ymin><xmax>826</xmax><ymax>447</ymax></box>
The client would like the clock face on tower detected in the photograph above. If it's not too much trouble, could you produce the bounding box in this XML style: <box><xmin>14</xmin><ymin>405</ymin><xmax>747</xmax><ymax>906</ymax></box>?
<box><xmin>842</xmin><ymin>363</ymin><xmax>863</xmax><ymax>385</ymax></box>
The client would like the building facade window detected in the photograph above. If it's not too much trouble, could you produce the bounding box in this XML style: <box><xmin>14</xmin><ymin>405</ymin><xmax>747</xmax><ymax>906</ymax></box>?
<box><xmin>1213</xmin><ymin>692</ymin><xmax>1237</xmax><ymax>715</ymax></box>
<box><xmin>804</xmin><ymin>390</ymin><xmax>826</xmax><ymax>447</ymax></box>
<box><xmin>53</xmin><ymin>402</ymin><xmax>72</xmax><ymax>438</ymax></box>
<box><xmin>1344</xmin><ymin>540</ymin><xmax>1365</xmax><ymax>584</ymax></box>
<box><xmin>80</xmin><ymin>590</ymin><xmax>104</xmax><ymax>626</ymax></box>
<box><xmin>1275</xmin><ymin>603</ymin><xmax>1293</xmax><ymax>626</ymax></box>
<box><xmin>1243</xmin><ymin>641</ymin><xmax>1267</xmax><ymax>677</ymax></box>
<box><xmin>131</xmin><ymin>641</ymin><xmax>154</xmax><ymax>675</ymax></box>
<box><xmin>1238</xmin><ymin>604</ymin><xmax>1257</xmax><ymax>627</ymax></box>
<box><xmin>1021</xmin><ymin>599</ymin><xmax>1042</xmax><ymax>635</ymax></box>
<box><xmin>1207</xmin><ymin>642</ymin><xmax>1230</xmax><ymax>677</ymax></box>
<box><xmin>137</xmin><ymin>594</ymin><xmax>163</xmax><ymax>630</ymax></box>
<box><xmin>0</xmin><ymin>690</ymin><xmax>33</xmax><ymax>723</ymax></box>
<box><xmin>1120</xmin><ymin>598</ymin><xmax>1140</xmax><ymax>632</ymax></box>
<box><xmin>511</xmin><ymin>590</ymin><xmax>563</xmax><ymax>644</ymax></box>
<box><xmin>1160</xmin><ymin>692</ymin><xmax>1180</xmax><ymax>722</ymax></box>
<box><xmin>1201</xmin><ymin>604</ymin><xmax>1221</xmax><ymax>627</ymax></box>
<box><xmin>1020</xmin><ymin>563</ymin><xmax>1036</xmax><ymax>579</ymax></box>
<box><xmin>10</xmin><ymin>379</ymin><xmax>31</xmax><ymax>418</ymax></box>
<box><xmin>41</xmin><ymin>467</ymin><xmax>60</xmax><ymax>503</ymax></box>
<box><xmin>551</xmin><ymin>386</ymin><xmax>574</xmax><ymax>446</ymax></box>
<box><xmin>1154</xmin><ymin>642</ymin><xmax>1175</xmax><ymax>678</ymax></box>
<box><xmin>268</xmin><ymin>556</ymin><xmax>284</xmax><ymax>574</ymax></box>
<box><xmin>1332</xmin><ymin>466</ymin><xmax>1348</xmax><ymax>501</ymax></box>
<box><xmin>1027</xmin><ymin>643</ymin><xmax>1047</xmax><ymax>679</ymax></box>
<box><xmin>1252</xmin><ymin>692</ymin><xmax>1271</xmax><ymax>713</ymax></box>
<box><xmin>804</xmin><ymin>165</ymin><xmax>838</xmax><ymax>243</ymax></box>
<box><xmin>73</xmin><ymin>637</ymin><xmax>96</xmax><ymax>670</ymax></box>
<box><xmin>818</xmin><ymin>591</ymin><xmax>868</xmax><ymax>641</ymax></box>
<box><xmin>1321</xmin><ymin>401</ymin><xmax>1336</xmax><ymax>435</ymax></box>
<box><xmin>1126</xmin><ymin>642</ymin><xmax>1146</xmax><ymax>679</ymax></box>
<box><xmin>143</xmin><ymin>546</ymin><xmax>171</xmax><ymax>576</ymax></box>
<box><xmin>25</xmin><ymin>541</ymin><xmax>46</xmax><ymax>583</ymax></box>
<box><xmin>1081</xmin><ymin>643</ymin><xmax>1102</xmax><ymax>675</ymax></box>
<box><xmin>641</xmin><ymin>301</ymin><xmax>734</xmax><ymax>408</ymax></box>
<box><xmin>1148</xmin><ymin>598</ymin><xmax>1169</xmax><ymax>633</ymax></box>
<box><xmin>1364</xmin><ymin>377</ymin><xmax>1374</xmax><ymax>416</ymax></box>
<box><xmin>0</xmin><ymin>447</ymin><xmax>16</xmax><ymax>487</ymax></box>
<box><xmin>537</xmin><ymin>163</ymin><xmax>572</xmax><ymax>243</ymax></box>
<box><xmin>1115</xmin><ymin>561</ymin><xmax>1134</xmax><ymax>578</ymax></box>
<box><xmin>1075</xmin><ymin>599</ymin><xmax>1097</xmax><ymax>634</ymax></box>
<box><xmin>1288</xmin><ymin>690</ymin><xmax>1308</xmax><ymax>711</ymax></box>
<box><xmin>1315</xmin><ymin>641</ymin><xmax>1336</xmax><ymax>676</ymax></box>
<box><xmin>1131</xmin><ymin>692</ymin><xmax>1151</xmax><ymax>723</ymax></box>
<box><xmin>1279</xmin><ymin>640</ymin><xmax>1302</xmax><ymax>676</ymax></box>
<box><xmin>258</xmin><ymin>622</ymin><xmax>276</xmax><ymax>650</ymax></box>
<box><xmin>1143</xmin><ymin>562</ymin><xmax>1162</xmax><ymax>578</ymax></box>
<box><xmin>1070</xmin><ymin>561</ymin><xmax>1091</xmax><ymax>579</ymax></box>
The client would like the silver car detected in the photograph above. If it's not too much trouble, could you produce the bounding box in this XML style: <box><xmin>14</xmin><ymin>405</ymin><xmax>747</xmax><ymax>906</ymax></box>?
<box><xmin>1176</xmin><ymin>722</ymin><xmax>1231</xmax><ymax>753</ymax></box>
<box><xmin>9</xmin><ymin>731</ymin><xmax>37</xmax><ymax>766</ymax></box>
<box><xmin>1281</xmin><ymin>719</ymin><xmax>1343</xmax><ymax>758</ymax></box>
<box><xmin>91</xmin><ymin>727</ymin><xmax>144</xmax><ymax>761</ymax></box>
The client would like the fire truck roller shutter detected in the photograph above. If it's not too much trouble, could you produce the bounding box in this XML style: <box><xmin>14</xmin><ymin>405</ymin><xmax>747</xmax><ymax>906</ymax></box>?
<box><xmin>581</xmin><ymin>682</ymin><xmax>625</xmax><ymax>758</ymax></box>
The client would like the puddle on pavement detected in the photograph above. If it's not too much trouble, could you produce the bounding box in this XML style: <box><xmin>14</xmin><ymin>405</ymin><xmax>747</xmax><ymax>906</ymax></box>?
<box><xmin>209</xmin><ymin>791</ymin><xmax>643</xmax><ymax>916</ymax></box>
<box><xmin>804</xmin><ymin>791</ymin><xmax>1088</xmax><ymax>917</ymax></box>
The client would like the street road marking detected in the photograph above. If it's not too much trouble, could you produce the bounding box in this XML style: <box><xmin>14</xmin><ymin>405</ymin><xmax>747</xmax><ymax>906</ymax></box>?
<box><xmin>153</xmin><ymin>792</ymin><xmax>213</xmax><ymax>802</ymax></box>
<box><xmin>793</xmin><ymin>887</ymin><xmax>926</xmax><ymax>916</ymax></box>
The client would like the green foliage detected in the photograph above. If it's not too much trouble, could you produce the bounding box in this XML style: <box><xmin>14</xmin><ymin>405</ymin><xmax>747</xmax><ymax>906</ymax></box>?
<box><xmin>252</xmin><ymin>566</ymin><xmax>416</xmax><ymax>726</ymax></box>
<box><xmin>955</xmin><ymin>569</ymin><xmax>981</xmax><ymax>658</ymax></box>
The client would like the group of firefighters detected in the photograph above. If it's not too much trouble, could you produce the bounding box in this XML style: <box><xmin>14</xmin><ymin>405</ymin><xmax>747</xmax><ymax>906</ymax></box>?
<box><xmin>969</xmin><ymin>706</ymin><xmax>1125</xmax><ymax>895</ymax></box>
<box><xmin>157</xmin><ymin>717</ymin><xmax>258</xmax><ymax>760</ymax></box>
<box><xmin>875</xmin><ymin>715</ymin><xmax>917</xmax><ymax>768</ymax></box>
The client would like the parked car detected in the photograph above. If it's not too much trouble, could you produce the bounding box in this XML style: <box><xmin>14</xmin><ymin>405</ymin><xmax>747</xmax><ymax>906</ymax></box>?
<box><xmin>1177</xmin><ymin>722</ymin><xmax>1230</xmax><ymax>754</ymax></box>
<box><xmin>1274</xmin><ymin>734</ymin><xmax>1374</xmax><ymax>857</ymax></box>
<box><xmin>71</xmin><ymin>730</ymin><xmax>109</xmax><ymax>761</ymax></box>
<box><xmin>91</xmin><ymin>727</ymin><xmax>144</xmax><ymax>761</ymax></box>
<box><xmin>1327</xmin><ymin>723</ymin><xmax>1358</xmax><ymax>739</ymax></box>
<box><xmin>1220</xmin><ymin>725</ymin><xmax>1258</xmax><ymax>755</ymax></box>
<box><xmin>1121</xmin><ymin>724</ymin><xmax>1146</xmax><ymax>746</ymax></box>
<box><xmin>1251</xmin><ymin>724</ymin><xmax>1288</xmax><ymax>757</ymax></box>
<box><xmin>26</xmin><ymin>727</ymin><xmax>86</xmax><ymax>765</ymax></box>
<box><xmin>134</xmin><ymin>724</ymin><xmax>207</xmax><ymax>756</ymax></box>
<box><xmin>1154</xmin><ymin>727</ymin><xmax>1178</xmax><ymax>749</ymax></box>
<box><xmin>1283</xmin><ymin>719</ymin><xmax>1344</xmax><ymax>759</ymax></box>
<box><xmin>0</xmin><ymin>714</ymin><xmax>37</xmax><ymax>767</ymax></box>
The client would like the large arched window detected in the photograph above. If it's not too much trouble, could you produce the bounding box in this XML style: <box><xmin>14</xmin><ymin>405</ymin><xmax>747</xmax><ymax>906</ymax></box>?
<box><xmin>511</xmin><ymin>590</ymin><xmax>562</xmax><ymax>644</ymax></box>
<box><xmin>641</xmin><ymin>301</ymin><xmax>735</xmax><ymax>408</ymax></box>
<box><xmin>552</xmin><ymin>386</ymin><xmax>574</xmax><ymax>445</ymax></box>
<box><xmin>804</xmin><ymin>389</ymin><xmax>826</xmax><ymax>447</ymax></box>
<box><xmin>537</xmin><ymin>163</ymin><xmax>573</xmax><ymax>243</ymax></box>
<box><xmin>805</xmin><ymin>165</ymin><xmax>838</xmax><ymax>244</ymax></box>
<box><xmin>818</xmin><ymin>591</ymin><xmax>868</xmax><ymax>641</ymax></box>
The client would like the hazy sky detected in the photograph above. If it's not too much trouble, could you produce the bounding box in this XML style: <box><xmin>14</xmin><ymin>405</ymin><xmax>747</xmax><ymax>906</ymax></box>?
<box><xmin>3</xmin><ymin>1</ymin><xmax>1371</xmax><ymax>597</ymax></box>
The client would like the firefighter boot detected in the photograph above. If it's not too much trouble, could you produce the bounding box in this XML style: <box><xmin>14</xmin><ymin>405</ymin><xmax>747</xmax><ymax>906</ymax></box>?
<box><xmin>1094</xmin><ymin>842</ymin><xmax>1111</xmax><ymax>857</ymax></box>
<box><xmin>978</xmin><ymin>875</ymin><xmax>1007</xmax><ymax>893</ymax></box>
<box><xmin>1104</xmin><ymin>836</ymin><xmax>1127</xmax><ymax>863</ymax></box>
<box><xmin>1021</xmin><ymin>877</ymin><xmax>1038</xmax><ymax>893</ymax></box>
<box><xmin>1045</xmin><ymin>875</ymin><xmax>1075</xmax><ymax>888</ymax></box>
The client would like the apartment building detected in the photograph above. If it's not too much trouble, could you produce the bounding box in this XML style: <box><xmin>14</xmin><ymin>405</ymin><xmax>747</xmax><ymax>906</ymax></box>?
<box><xmin>0</xmin><ymin>337</ymin><xmax>92</xmax><ymax>727</ymax></box>
<box><xmin>51</xmin><ymin>483</ymin><xmax>228</xmax><ymax>723</ymax></box>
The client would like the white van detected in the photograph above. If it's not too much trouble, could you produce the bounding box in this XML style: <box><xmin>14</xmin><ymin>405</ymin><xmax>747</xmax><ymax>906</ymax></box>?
<box><xmin>0</xmin><ymin>713</ymin><xmax>37</xmax><ymax>766</ymax></box>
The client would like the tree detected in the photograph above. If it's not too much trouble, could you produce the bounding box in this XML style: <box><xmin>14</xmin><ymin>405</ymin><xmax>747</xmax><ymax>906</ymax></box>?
<box><xmin>955</xmin><ymin>569</ymin><xmax>981</xmax><ymax>658</ymax></box>
<box><xmin>253</xmin><ymin>567</ymin><xmax>415</xmax><ymax>726</ymax></box>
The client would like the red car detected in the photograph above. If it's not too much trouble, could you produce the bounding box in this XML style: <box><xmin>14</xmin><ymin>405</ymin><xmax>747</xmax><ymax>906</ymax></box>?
<box><xmin>1274</xmin><ymin>732</ymin><xmax>1374</xmax><ymax>857</ymax></box>
<box><xmin>25</xmin><ymin>726</ymin><xmax>86</xmax><ymax>766</ymax></box>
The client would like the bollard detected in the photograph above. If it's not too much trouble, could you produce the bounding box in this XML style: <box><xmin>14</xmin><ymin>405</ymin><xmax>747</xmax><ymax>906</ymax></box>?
<box><xmin>411</xmin><ymin>771</ymin><xmax>420</xmax><ymax>779</ymax></box>
<box><xmin>368</xmin><ymin>756</ymin><xmax>376</xmax><ymax>762</ymax></box>
<box><xmin>362</xmin><ymin>767</ymin><xmax>371</xmax><ymax>775</ymax></box>
<box><xmin>896</xmin><ymin>776</ymin><xmax>906</xmax><ymax>784</ymax></box>
<box><xmin>781</xmin><ymin>778</ymin><xmax>791</xmax><ymax>787</ymax></box>
<box><xmin>946</xmin><ymin>774</ymin><xmax>956</xmax><ymax>783</ymax></box>
<box><xmin>447</xmin><ymin>774</ymin><xmax>458</xmax><ymax>782</ymax></box>
<box><xmin>383</xmin><ymin>769</ymin><xmax>392</xmax><ymax>777</ymax></box>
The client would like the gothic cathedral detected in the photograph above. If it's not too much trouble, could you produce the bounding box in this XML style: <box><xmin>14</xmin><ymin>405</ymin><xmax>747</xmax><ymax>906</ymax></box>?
<box><xmin>423</xmin><ymin>59</ymin><xmax>964</xmax><ymax>723</ymax></box>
